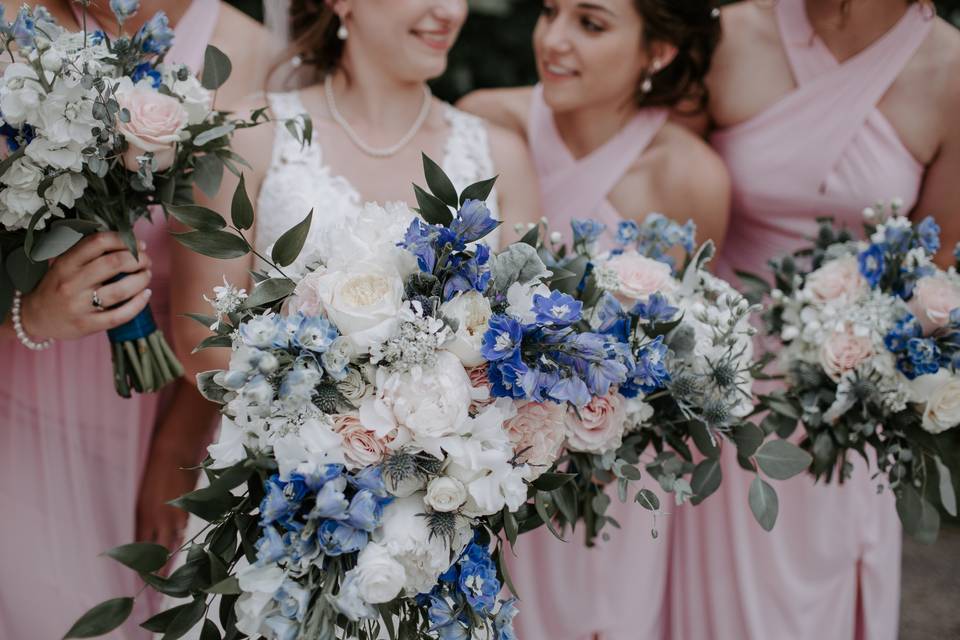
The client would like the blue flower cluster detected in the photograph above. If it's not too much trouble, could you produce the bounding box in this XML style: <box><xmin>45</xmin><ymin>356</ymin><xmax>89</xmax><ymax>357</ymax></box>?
<box><xmin>131</xmin><ymin>62</ymin><xmax>162</xmax><ymax>88</ymax></box>
<box><xmin>255</xmin><ymin>466</ymin><xmax>392</xmax><ymax>564</ymax></box>
<box><xmin>109</xmin><ymin>0</ymin><xmax>140</xmax><ymax>22</ymax></box>
<box><xmin>401</xmin><ymin>199</ymin><xmax>497</xmax><ymax>301</ymax></box>
<box><xmin>858</xmin><ymin>216</ymin><xmax>942</xmax><ymax>295</ymax></box>
<box><xmin>237</xmin><ymin>312</ymin><xmax>347</xmax><ymax>379</ymax></box>
<box><xmin>133</xmin><ymin>11</ymin><xmax>174</xmax><ymax>55</ymax></box>
<box><xmin>427</xmin><ymin>542</ymin><xmax>517</xmax><ymax>640</ymax></box>
<box><xmin>481</xmin><ymin>291</ymin><xmax>632</xmax><ymax>406</ymax></box>
<box><xmin>615</xmin><ymin>214</ymin><xmax>696</xmax><ymax>269</ymax></box>
<box><xmin>885</xmin><ymin>312</ymin><xmax>960</xmax><ymax>379</ymax></box>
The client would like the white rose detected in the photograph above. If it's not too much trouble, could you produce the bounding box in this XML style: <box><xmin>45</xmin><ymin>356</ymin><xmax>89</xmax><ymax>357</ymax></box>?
<box><xmin>916</xmin><ymin>373</ymin><xmax>960</xmax><ymax>434</ymax></box>
<box><xmin>313</xmin><ymin>261</ymin><xmax>405</xmax><ymax>353</ymax></box>
<box><xmin>271</xmin><ymin>414</ymin><xmax>347</xmax><ymax>478</ymax></box>
<box><xmin>351</xmin><ymin>542</ymin><xmax>407</xmax><ymax>603</ymax></box>
<box><xmin>168</xmin><ymin>72</ymin><xmax>213</xmax><ymax>125</ymax></box>
<box><xmin>425</xmin><ymin>476</ymin><xmax>467</xmax><ymax>512</ymax></box>
<box><xmin>441</xmin><ymin>290</ymin><xmax>493</xmax><ymax>367</ymax></box>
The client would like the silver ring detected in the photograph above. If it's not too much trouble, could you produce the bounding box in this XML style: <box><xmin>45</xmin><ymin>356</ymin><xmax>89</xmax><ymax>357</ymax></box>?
<box><xmin>92</xmin><ymin>290</ymin><xmax>104</xmax><ymax>311</ymax></box>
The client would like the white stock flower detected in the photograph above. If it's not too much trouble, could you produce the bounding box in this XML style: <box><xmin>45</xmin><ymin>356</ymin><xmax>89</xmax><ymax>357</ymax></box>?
<box><xmin>44</xmin><ymin>172</ymin><xmax>87</xmax><ymax>209</ymax></box>
<box><xmin>234</xmin><ymin>564</ymin><xmax>285</xmax><ymax>638</ymax></box>
<box><xmin>271</xmin><ymin>414</ymin><xmax>347</xmax><ymax>478</ymax></box>
<box><xmin>25</xmin><ymin>137</ymin><xmax>85</xmax><ymax>172</ymax></box>
<box><xmin>0</xmin><ymin>63</ymin><xmax>43</xmax><ymax>126</ymax></box>
<box><xmin>441</xmin><ymin>290</ymin><xmax>493</xmax><ymax>367</ymax></box>
<box><xmin>333</xmin><ymin>571</ymin><xmax>378</xmax><ymax>621</ymax></box>
<box><xmin>351</xmin><ymin>542</ymin><xmax>407</xmax><ymax>603</ymax></box>
<box><xmin>165</xmin><ymin>69</ymin><xmax>213</xmax><ymax>124</ymax></box>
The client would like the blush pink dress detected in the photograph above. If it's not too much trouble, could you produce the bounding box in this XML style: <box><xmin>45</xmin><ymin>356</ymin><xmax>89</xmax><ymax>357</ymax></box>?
<box><xmin>0</xmin><ymin>3</ymin><xmax>219</xmax><ymax>639</ymax></box>
<box><xmin>506</xmin><ymin>85</ymin><xmax>673</xmax><ymax>640</ymax></box>
<box><xmin>668</xmin><ymin>2</ymin><xmax>932</xmax><ymax>639</ymax></box>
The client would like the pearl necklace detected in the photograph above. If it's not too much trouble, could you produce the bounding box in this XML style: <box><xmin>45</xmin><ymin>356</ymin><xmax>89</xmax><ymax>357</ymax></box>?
<box><xmin>324</xmin><ymin>75</ymin><xmax>432</xmax><ymax>158</ymax></box>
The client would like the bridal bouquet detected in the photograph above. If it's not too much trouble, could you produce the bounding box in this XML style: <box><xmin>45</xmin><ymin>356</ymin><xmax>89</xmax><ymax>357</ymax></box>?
<box><xmin>0</xmin><ymin>3</ymin><xmax>301</xmax><ymax>396</ymax></box>
<box><xmin>522</xmin><ymin>216</ymin><xmax>812</xmax><ymax>544</ymax></box>
<box><xmin>66</xmin><ymin>158</ymin><xmax>622</xmax><ymax>639</ymax></box>
<box><xmin>750</xmin><ymin>201</ymin><xmax>960</xmax><ymax>542</ymax></box>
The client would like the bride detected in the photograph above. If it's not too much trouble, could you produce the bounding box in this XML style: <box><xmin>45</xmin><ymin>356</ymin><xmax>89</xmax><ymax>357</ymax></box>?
<box><xmin>160</xmin><ymin>1</ymin><xmax>540</xmax><ymax>633</ymax></box>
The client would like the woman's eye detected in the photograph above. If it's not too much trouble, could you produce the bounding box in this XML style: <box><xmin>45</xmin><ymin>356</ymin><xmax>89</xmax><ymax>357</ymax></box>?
<box><xmin>581</xmin><ymin>17</ymin><xmax>605</xmax><ymax>32</ymax></box>
<box><xmin>540</xmin><ymin>4</ymin><xmax>557</xmax><ymax>18</ymax></box>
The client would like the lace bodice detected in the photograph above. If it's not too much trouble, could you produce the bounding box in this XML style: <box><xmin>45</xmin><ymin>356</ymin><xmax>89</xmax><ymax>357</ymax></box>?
<box><xmin>255</xmin><ymin>91</ymin><xmax>501</xmax><ymax>276</ymax></box>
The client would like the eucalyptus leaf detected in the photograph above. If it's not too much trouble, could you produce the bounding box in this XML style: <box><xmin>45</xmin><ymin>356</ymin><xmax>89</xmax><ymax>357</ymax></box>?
<box><xmin>30</xmin><ymin>225</ymin><xmax>83</xmax><ymax>261</ymax></box>
<box><xmin>231</xmin><ymin>174</ymin><xmax>254</xmax><ymax>231</ymax></box>
<box><xmin>167</xmin><ymin>205</ymin><xmax>226</xmax><ymax>232</ymax></box>
<box><xmin>162</xmin><ymin>596</ymin><xmax>206</xmax><ymax>640</ymax></box>
<box><xmin>193</xmin><ymin>124</ymin><xmax>236</xmax><ymax>148</ymax></box>
<box><xmin>413</xmin><ymin>184</ymin><xmax>453</xmax><ymax>226</ymax></box>
<box><xmin>755</xmin><ymin>440</ymin><xmax>812</xmax><ymax>481</ymax></box>
<box><xmin>897</xmin><ymin>483</ymin><xmax>940</xmax><ymax>544</ymax></box>
<box><xmin>689</xmin><ymin>421</ymin><xmax>720</xmax><ymax>459</ymax></box>
<box><xmin>64</xmin><ymin>597</ymin><xmax>134</xmax><ymax>638</ymax></box>
<box><xmin>635</xmin><ymin>488</ymin><xmax>660</xmax><ymax>511</ymax></box>
<box><xmin>422</xmin><ymin>153</ymin><xmax>458</xmax><ymax>208</ymax></box>
<box><xmin>192</xmin><ymin>153</ymin><xmax>224</xmax><ymax>198</ymax></box>
<box><xmin>174</xmin><ymin>230</ymin><xmax>249</xmax><ymax>260</ymax></box>
<box><xmin>103</xmin><ymin>542</ymin><xmax>169</xmax><ymax>573</ymax></box>
<box><xmin>193</xmin><ymin>335</ymin><xmax>233</xmax><ymax>353</ymax></box>
<box><xmin>730</xmin><ymin>422</ymin><xmax>764</xmax><ymax>458</ymax></box>
<box><xmin>205</xmin><ymin>576</ymin><xmax>240</xmax><ymax>595</ymax></box>
<box><xmin>934</xmin><ymin>455</ymin><xmax>957</xmax><ymax>517</ymax></box>
<box><xmin>271</xmin><ymin>210</ymin><xmax>313</xmax><ymax>268</ymax></box>
<box><xmin>759</xmin><ymin>394</ymin><xmax>802</xmax><ymax>421</ymax></box>
<box><xmin>691</xmin><ymin>458</ymin><xmax>722</xmax><ymax>502</ymax></box>
<box><xmin>201</xmin><ymin>45</ymin><xmax>232</xmax><ymax>90</ymax></box>
<box><xmin>748</xmin><ymin>476</ymin><xmax>778</xmax><ymax>531</ymax></box>
<box><xmin>531</xmin><ymin>472</ymin><xmax>577</xmax><ymax>491</ymax></box>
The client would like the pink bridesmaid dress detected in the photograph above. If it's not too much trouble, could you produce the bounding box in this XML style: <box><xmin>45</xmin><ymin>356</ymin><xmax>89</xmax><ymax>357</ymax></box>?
<box><xmin>669</xmin><ymin>2</ymin><xmax>932</xmax><ymax>639</ymax></box>
<box><xmin>506</xmin><ymin>85</ymin><xmax>673</xmax><ymax>640</ymax></box>
<box><xmin>0</xmin><ymin>3</ymin><xmax>220</xmax><ymax>638</ymax></box>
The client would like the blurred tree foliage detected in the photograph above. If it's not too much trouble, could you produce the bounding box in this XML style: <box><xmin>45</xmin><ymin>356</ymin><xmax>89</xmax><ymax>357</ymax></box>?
<box><xmin>230</xmin><ymin>0</ymin><xmax>958</xmax><ymax>102</ymax></box>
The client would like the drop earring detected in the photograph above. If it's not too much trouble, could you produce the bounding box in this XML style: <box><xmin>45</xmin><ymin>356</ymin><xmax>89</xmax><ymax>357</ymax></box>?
<box><xmin>337</xmin><ymin>23</ymin><xmax>348</xmax><ymax>40</ymax></box>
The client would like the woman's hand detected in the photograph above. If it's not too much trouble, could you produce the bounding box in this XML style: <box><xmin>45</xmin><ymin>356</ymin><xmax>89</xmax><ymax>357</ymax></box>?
<box><xmin>19</xmin><ymin>232</ymin><xmax>153</xmax><ymax>341</ymax></box>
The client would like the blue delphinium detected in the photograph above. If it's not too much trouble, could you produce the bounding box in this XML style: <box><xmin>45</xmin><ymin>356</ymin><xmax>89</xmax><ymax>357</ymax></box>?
<box><xmin>547</xmin><ymin>376</ymin><xmax>592</xmax><ymax>407</ymax></box>
<box><xmin>443</xmin><ymin>244</ymin><xmax>491</xmax><ymax>301</ymax></box>
<box><xmin>255</xmin><ymin>525</ymin><xmax>288</xmax><ymax>564</ymax></box>
<box><xmin>110</xmin><ymin>0</ymin><xmax>140</xmax><ymax>23</ymax></box>
<box><xmin>457</xmin><ymin>543</ymin><xmax>500</xmax><ymax>614</ymax></box>
<box><xmin>428</xmin><ymin>597</ymin><xmax>470</xmax><ymax>640</ymax></box>
<box><xmin>884</xmin><ymin>314</ymin><xmax>921</xmax><ymax>353</ymax></box>
<box><xmin>858</xmin><ymin>244</ymin><xmax>886</xmax><ymax>288</ymax></box>
<box><xmin>451</xmin><ymin>199</ymin><xmax>499</xmax><ymax>243</ymax></box>
<box><xmin>293</xmin><ymin>315</ymin><xmax>339</xmax><ymax>352</ymax></box>
<box><xmin>482</xmin><ymin>315</ymin><xmax>523</xmax><ymax>361</ymax></box>
<box><xmin>134</xmin><ymin>11</ymin><xmax>174</xmax><ymax>55</ymax></box>
<box><xmin>344</xmin><ymin>490</ymin><xmax>383</xmax><ymax>532</ymax></box>
<box><xmin>317</xmin><ymin>520</ymin><xmax>367</xmax><ymax>556</ymax></box>
<box><xmin>592</xmin><ymin>292</ymin><xmax>629</xmax><ymax>341</ymax></box>
<box><xmin>621</xmin><ymin>335</ymin><xmax>671</xmax><ymax>397</ymax></box>
<box><xmin>493</xmin><ymin>598</ymin><xmax>519</xmax><ymax>640</ymax></box>
<box><xmin>532</xmin><ymin>290</ymin><xmax>583</xmax><ymax>326</ymax></box>
<box><xmin>905</xmin><ymin>337</ymin><xmax>941</xmax><ymax>378</ymax></box>
<box><xmin>571</xmin><ymin>219</ymin><xmax>606</xmax><ymax>247</ymax></box>
<box><xmin>634</xmin><ymin>213</ymin><xmax>696</xmax><ymax>267</ymax></box>
<box><xmin>260</xmin><ymin>475</ymin><xmax>306</xmax><ymax>526</ymax></box>
<box><xmin>307</xmin><ymin>477</ymin><xmax>349</xmax><ymax>520</ymax></box>
<box><xmin>487</xmin><ymin>352</ymin><xmax>529</xmax><ymax>400</ymax></box>
<box><xmin>616</xmin><ymin>220</ymin><xmax>640</xmax><ymax>246</ymax></box>
<box><xmin>633</xmin><ymin>292</ymin><xmax>679</xmax><ymax>325</ymax></box>
<box><xmin>11</xmin><ymin>6</ymin><xmax>35</xmax><ymax>47</ymax></box>
<box><xmin>131</xmin><ymin>62</ymin><xmax>162</xmax><ymax>88</ymax></box>
<box><xmin>916</xmin><ymin>217</ymin><xmax>941</xmax><ymax>255</ymax></box>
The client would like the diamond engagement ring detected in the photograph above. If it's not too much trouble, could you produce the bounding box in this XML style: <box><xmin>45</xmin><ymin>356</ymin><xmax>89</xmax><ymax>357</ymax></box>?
<box><xmin>92</xmin><ymin>290</ymin><xmax>104</xmax><ymax>311</ymax></box>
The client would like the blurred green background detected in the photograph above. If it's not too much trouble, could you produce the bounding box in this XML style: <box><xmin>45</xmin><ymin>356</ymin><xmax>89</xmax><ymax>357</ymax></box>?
<box><xmin>229</xmin><ymin>0</ymin><xmax>960</xmax><ymax>102</ymax></box>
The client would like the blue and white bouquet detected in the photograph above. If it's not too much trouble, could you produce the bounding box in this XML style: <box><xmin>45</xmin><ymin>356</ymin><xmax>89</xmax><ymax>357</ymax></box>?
<box><xmin>753</xmin><ymin>201</ymin><xmax>960</xmax><ymax>542</ymax></box>
<box><xmin>0</xmin><ymin>2</ymin><xmax>303</xmax><ymax>396</ymax></box>
<box><xmin>66</xmin><ymin>158</ymin><xmax>623</xmax><ymax>639</ymax></box>
<box><xmin>521</xmin><ymin>215</ymin><xmax>812</xmax><ymax>544</ymax></box>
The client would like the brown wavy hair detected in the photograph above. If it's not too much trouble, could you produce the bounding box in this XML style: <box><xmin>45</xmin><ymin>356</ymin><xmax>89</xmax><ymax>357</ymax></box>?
<box><xmin>632</xmin><ymin>1</ymin><xmax>722</xmax><ymax>113</ymax></box>
<box><xmin>270</xmin><ymin>0</ymin><xmax>343</xmax><ymax>86</ymax></box>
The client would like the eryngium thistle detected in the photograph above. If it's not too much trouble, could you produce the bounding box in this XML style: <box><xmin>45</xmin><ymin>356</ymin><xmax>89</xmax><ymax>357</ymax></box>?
<box><xmin>710</xmin><ymin>361</ymin><xmax>739</xmax><ymax>390</ymax></box>
<box><xmin>422</xmin><ymin>510</ymin><xmax>459</xmax><ymax>544</ymax></box>
<box><xmin>383</xmin><ymin>451</ymin><xmax>419</xmax><ymax>485</ymax></box>
<box><xmin>702</xmin><ymin>398</ymin><xmax>732</xmax><ymax>429</ymax></box>
<box><xmin>314</xmin><ymin>382</ymin><xmax>346</xmax><ymax>413</ymax></box>
<box><xmin>670</xmin><ymin>373</ymin><xmax>702</xmax><ymax>399</ymax></box>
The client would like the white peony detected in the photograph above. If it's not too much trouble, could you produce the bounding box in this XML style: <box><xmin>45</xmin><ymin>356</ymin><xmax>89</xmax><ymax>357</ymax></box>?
<box><xmin>319</xmin><ymin>201</ymin><xmax>418</xmax><ymax>276</ymax></box>
<box><xmin>350</xmin><ymin>542</ymin><xmax>407</xmax><ymax>603</ymax></box>
<box><xmin>359</xmin><ymin>352</ymin><xmax>475</xmax><ymax>455</ymax></box>
<box><xmin>234</xmin><ymin>564</ymin><xmax>285</xmax><ymax>638</ymax></box>
<box><xmin>332</xmin><ymin>571</ymin><xmax>378</xmax><ymax>621</ymax></box>
<box><xmin>310</xmin><ymin>261</ymin><xmax>405</xmax><ymax>354</ymax></box>
<box><xmin>374</xmin><ymin>494</ymin><xmax>471</xmax><ymax>596</ymax></box>
<box><xmin>425</xmin><ymin>476</ymin><xmax>468</xmax><ymax>512</ymax></box>
<box><xmin>441</xmin><ymin>290</ymin><xmax>493</xmax><ymax>367</ymax></box>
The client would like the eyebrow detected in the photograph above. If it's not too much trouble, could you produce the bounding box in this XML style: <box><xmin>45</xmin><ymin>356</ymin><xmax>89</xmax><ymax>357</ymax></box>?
<box><xmin>576</xmin><ymin>2</ymin><xmax>616</xmax><ymax>16</ymax></box>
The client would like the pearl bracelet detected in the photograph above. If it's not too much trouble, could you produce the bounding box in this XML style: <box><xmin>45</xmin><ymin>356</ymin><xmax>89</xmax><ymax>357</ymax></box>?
<box><xmin>11</xmin><ymin>290</ymin><xmax>55</xmax><ymax>351</ymax></box>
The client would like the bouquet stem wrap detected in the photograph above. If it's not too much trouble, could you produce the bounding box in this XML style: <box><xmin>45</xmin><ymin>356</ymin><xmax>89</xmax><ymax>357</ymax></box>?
<box><xmin>106</xmin><ymin>275</ymin><xmax>183</xmax><ymax>397</ymax></box>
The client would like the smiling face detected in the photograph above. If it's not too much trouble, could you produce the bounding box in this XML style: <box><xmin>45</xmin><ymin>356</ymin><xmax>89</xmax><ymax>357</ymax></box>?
<box><xmin>340</xmin><ymin>0</ymin><xmax>468</xmax><ymax>82</ymax></box>
<box><xmin>534</xmin><ymin>0</ymin><xmax>651</xmax><ymax>113</ymax></box>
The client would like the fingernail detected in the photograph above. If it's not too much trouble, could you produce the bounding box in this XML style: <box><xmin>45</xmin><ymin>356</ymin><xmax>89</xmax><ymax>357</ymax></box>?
<box><xmin>140</xmin><ymin>241</ymin><xmax>147</xmax><ymax>251</ymax></box>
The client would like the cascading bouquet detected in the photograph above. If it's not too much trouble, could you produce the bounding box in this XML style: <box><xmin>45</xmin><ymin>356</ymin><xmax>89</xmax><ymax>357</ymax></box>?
<box><xmin>747</xmin><ymin>201</ymin><xmax>960</xmax><ymax>542</ymax></box>
<box><xmin>0</xmin><ymin>2</ymin><xmax>305</xmax><ymax>396</ymax></box>
<box><xmin>519</xmin><ymin>215</ymin><xmax>813</xmax><ymax>545</ymax></box>
<box><xmin>66</xmin><ymin>157</ymin><xmax>626</xmax><ymax>640</ymax></box>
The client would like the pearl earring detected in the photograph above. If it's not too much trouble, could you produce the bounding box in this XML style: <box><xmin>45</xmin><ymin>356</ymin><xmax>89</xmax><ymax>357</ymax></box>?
<box><xmin>641</xmin><ymin>76</ymin><xmax>653</xmax><ymax>94</ymax></box>
<box><xmin>337</xmin><ymin>23</ymin><xmax>348</xmax><ymax>40</ymax></box>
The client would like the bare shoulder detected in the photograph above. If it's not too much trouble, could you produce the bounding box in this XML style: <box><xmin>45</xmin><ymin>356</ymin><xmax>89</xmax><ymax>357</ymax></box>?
<box><xmin>483</xmin><ymin>118</ymin><xmax>533</xmax><ymax>176</ymax></box>
<box><xmin>928</xmin><ymin>19</ymin><xmax>960</xmax><ymax>107</ymax></box>
<box><xmin>456</xmin><ymin>86</ymin><xmax>533</xmax><ymax>139</ymax></box>
<box><xmin>210</xmin><ymin>3</ymin><xmax>276</xmax><ymax>103</ymax></box>
<box><xmin>646</xmin><ymin>123</ymin><xmax>729</xmax><ymax>200</ymax></box>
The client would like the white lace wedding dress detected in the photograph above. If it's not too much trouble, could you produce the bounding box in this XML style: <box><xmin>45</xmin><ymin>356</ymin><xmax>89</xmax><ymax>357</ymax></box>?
<box><xmin>161</xmin><ymin>90</ymin><xmax>502</xmax><ymax>639</ymax></box>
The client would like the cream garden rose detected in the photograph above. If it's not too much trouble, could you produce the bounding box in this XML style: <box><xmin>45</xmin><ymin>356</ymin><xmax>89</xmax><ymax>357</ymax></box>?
<box><xmin>820</xmin><ymin>324</ymin><xmax>874</xmax><ymax>381</ymax></box>
<box><xmin>564</xmin><ymin>392</ymin><xmax>628</xmax><ymax>454</ymax></box>
<box><xmin>116</xmin><ymin>85</ymin><xmax>189</xmax><ymax>171</ymax></box>
<box><xmin>908</xmin><ymin>275</ymin><xmax>960</xmax><ymax>335</ymax></box>
<box><xmin>921</xmin><ymin>375</ymin><xmax>960</xmax><ymax>434</ymax></box>
<box><xmin>804</xmin><ymin>255</ymin><xmax>866</xmax><ymax>304</ymax></box>
<box><xmin>602</xmin><ymin>250</ymin><xmax>676</xmax><ymax>302</ymax></box>
<box><xmin>504</xmin><ymin>401</ymin><xmax>566</xmax><ymax>478</ymax></box>
<box><xmin>441</xmin><ymin>290</ymin><xmax>493</xmax><ymax>367</ymax></box>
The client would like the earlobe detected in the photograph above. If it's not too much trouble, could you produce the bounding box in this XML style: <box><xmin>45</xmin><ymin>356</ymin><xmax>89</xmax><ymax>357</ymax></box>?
<box><xmin>650</xmin><ymin>42</ymin><xmax>679</xmax><ymax>71</ymax></box>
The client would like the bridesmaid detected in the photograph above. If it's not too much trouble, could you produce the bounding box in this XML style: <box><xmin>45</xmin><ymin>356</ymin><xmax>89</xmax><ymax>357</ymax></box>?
<box><xmin>669</xmin><ymin>1</ymin><xmax>960</xmax><ymax>639</ymax></box>
<box><xmin>459</xmin><ymin>1</ymin><xmax>727</xmax><ymax>638</ymax></box>
<box><xmin>0</xmin><ymin>2</ymin><xmax>272</xmax><ymax>638</ymax></box>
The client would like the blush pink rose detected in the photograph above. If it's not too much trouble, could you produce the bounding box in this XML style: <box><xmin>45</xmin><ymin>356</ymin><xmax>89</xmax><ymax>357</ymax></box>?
<box><xmin>908</xmin><ymin>275</ymin><xmax>960</xmax><ymax>335</ymax></box>
<box><xmin>116</xmin><ymin>86</ymin><xmax>189</xmax><ymax>171</ymax></box>
<box><xmin>820</xmin><ymin>325</ymin><xmax>874</xmax><ymax>381</ymax></box>
<box><xmin>564</xmin><ymin>392</ymin><xmax>627</xmax><ymax>454</ymax></box>
<box><xmin>804</xmin><ymin>255</ymin><xmax>866</xmax><ymax>304</ymax></box>
<box><xmin>467</xmin><ymin>365</ymin><xmax>495</xmax><ymax>412</ymax></box>
<box><xmin>504</xmin><ymin>401</ymin><xmax>566</xmax><ymax>478</ymax></box>
<box><xmin>287</xmin><ymin>269</ymin><xmax>327</xmax><ymax>316</ymax></box>
<box><xmin>333</xmin><ymin>413</ymin><xmax>391</xmax><ymax>468</ymax></box>
<box><xmin>603</xmin><ymin>251</ymin><xmax>676</xmax><ymax>302</ymax></box>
